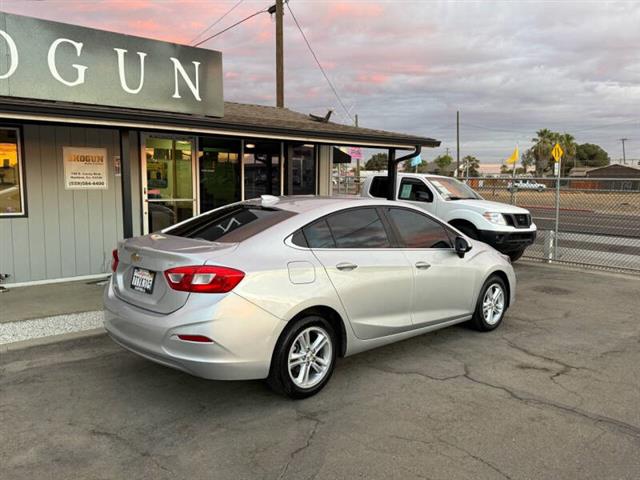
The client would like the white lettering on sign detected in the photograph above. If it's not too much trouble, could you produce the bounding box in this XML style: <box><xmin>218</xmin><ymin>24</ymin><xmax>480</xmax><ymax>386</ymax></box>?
<box><xmin>48</xmin><ymin>38</ymin><xmax>87</xmax><ymax>87</ymax></box>
<box><xmin>170</xmin><ymin>58</ymin><xmax>201</xmax><ymax>101</ymax></box>
<box><xmin>114</xmin><ymin>48</ymin><xmax>147</xmax><ymax>94</ymax></box>
<box><xmin>0</xmin><ymin>30</ymin><xmax>18</xmax><ymax>79</ymax></box>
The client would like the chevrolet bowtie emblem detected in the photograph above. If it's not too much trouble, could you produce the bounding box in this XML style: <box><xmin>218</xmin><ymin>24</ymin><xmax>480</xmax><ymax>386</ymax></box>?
<box><xmin>130</xmin><ymin>252</ymin><xmax>142</xmax><ymax>263</ymax></box>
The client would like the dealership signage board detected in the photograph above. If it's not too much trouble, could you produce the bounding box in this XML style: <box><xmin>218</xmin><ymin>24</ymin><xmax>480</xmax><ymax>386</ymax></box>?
<box><xmin>63</xmin><ymin>147</ymin><xmax>108</xmax><ymax>190</ymax></box>
<box><xmin>0</xmin><ymin>12</ymin><xmax>223</xmax><ymax>116</ymax></box>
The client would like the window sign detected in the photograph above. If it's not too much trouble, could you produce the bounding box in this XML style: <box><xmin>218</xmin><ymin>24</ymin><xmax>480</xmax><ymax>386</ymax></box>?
<box><xmin>63</xmin><ymin>147</ymin><xmax>108</xmax><ymax>190</ymax></box>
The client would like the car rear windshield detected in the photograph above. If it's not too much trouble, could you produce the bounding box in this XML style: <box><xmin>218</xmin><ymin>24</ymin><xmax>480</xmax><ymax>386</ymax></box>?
<box><xmin>165</xmin><ymin>205</ymin><xmax>296</xmax><ymax>243</ymax></box>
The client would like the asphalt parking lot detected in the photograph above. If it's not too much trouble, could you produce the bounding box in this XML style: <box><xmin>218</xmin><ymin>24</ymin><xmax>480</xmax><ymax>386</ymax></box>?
<box><xmin>1</xmin><ymin>263</ymin><xmax>639</xmax><ymax>480</ymax></box>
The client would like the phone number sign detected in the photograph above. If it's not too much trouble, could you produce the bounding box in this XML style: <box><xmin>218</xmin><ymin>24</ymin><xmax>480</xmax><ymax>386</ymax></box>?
<box><xmin>63</xmin><ymin>147</ymin><xmax>108</xmax><ymax>190</ymax></box>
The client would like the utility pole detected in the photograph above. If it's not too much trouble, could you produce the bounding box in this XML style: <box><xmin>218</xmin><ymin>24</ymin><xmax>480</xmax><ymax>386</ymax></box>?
<box><xmin>620</xmin><ymin>138</ymin><xmax>628</xmax><ymax>164</ymax></box>
<box><xmin>355</xmin><ymin>114</ymin><xmax>360</xmax><ymax>181</ymax></box>
<box><xmin>456</xmin><ymin>111</ymin><xmax>460</xmax><ymax>177</ymax></box>
<box><xmin>275</xmin><ymin>0</ymin><xmax>284</xmax><ymax>108</ymax></box>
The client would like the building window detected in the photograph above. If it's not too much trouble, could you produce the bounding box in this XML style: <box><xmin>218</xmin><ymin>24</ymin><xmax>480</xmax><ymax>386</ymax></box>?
<box><xmin>198</xmin><ymin>137</ymin><xmax>241</xmax><ymax>212</ymax></box>
<box><xmin>286</xmin><ymin>143</ymin><xmax>316</xmax><ymax>195</ymax></box>
<box><xmin>0</xmin><ymin>128</ymin><xmax>25</xmax><ymax>216</ymax></box>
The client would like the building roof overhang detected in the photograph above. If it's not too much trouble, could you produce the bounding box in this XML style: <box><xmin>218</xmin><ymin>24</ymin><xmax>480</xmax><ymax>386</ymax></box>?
<box><xmin>0</xmin><ymin>97</ymin><xmax>440</xmax><ymax>150</ymax></box>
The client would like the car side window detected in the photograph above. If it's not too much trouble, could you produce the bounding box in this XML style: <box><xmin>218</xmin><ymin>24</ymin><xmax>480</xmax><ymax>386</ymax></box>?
<box><xmin>302</xmin><ymin>208</ymin><xmax>391</xmax><ymax>248</ymax></box>
<box><xmin>398</xmin><ymin>178</ymin><xmax>433</xmax><ymax>202</ymax></box>
<box><xmin>385</xmin><ymin>208</ymin><xmax>452</xmax><ymax>249</ymax></box>
<box><xmin>369</xmin><ymin>177</ymin><xmax>388</xmax><ymax>198</ymax></box>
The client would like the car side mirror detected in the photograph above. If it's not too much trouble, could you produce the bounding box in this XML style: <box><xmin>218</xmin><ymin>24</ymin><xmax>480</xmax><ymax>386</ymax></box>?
<box><xmin>454</xmin><ymin>236</ymin><xmax>472</xmax><ymax>258</ymax></box>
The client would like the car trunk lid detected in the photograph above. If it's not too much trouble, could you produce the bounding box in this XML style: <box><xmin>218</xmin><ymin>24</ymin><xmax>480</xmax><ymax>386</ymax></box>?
<box><xmin>113</xmin><ymin>233</ymin><xmax>238</xmax><ymax>314</ymax></box>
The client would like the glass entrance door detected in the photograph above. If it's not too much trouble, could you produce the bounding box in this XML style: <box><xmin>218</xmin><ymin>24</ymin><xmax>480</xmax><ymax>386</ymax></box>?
<box><xmin>142</xmin><ymin>135</ymin><xmax>196</xmax><ymax>233</ymax></box>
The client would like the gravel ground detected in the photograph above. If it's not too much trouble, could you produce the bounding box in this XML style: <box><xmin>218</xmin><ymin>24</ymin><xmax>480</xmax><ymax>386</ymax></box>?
<box><xmin>0</xmin><ymin>311</ymin><xmax>104</xmax><ymax>344</ymax></box>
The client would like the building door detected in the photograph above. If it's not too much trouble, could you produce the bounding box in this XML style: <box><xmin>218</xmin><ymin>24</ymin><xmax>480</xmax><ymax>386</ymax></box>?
<box><xmin>142</xmin><ymin>135</ymin><xmax>197</xmax><ymax>233</ymax></box>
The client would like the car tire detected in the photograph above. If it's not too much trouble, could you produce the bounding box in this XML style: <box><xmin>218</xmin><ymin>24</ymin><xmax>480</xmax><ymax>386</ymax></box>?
<box><xmin>507</xmin><ymin>249</ymin><xmax>525</xmax><ymax>262</ymax></box>
<box><xmin>537</xmin><ymin>187</ymin><xmax>544</xmax><ymax>192</ymax></box>
<box><xmin>267</xmin><ymin>315</ymin><xmax>337</xmax><ymax>399</ymax></box>
<box><xmin>470</xmin><ymin>275</ymin><xmax>508</xmax><ymax>332</ymax></box>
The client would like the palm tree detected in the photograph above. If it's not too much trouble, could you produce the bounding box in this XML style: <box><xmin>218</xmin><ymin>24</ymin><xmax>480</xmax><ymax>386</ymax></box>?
<box><xmin>559</xmin><ymin>132</ymin><xmax>577</xmax><ymax>176</ymax></box>
<box><xmin>531</xmin><ymin>128</ymin><xmax>555</xmax><ymax>176</ymax></box>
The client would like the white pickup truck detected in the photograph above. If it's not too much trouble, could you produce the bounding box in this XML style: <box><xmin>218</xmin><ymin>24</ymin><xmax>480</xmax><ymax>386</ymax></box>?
<box><xmin>361</xmin><ymin>173</ymin><xmax>537</xmax><ymax>261</ymax></box>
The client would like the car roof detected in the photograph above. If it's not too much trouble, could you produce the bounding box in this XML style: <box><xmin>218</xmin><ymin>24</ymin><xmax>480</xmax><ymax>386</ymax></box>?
<box><xmin>245</xmin><ymin>195</ymin><xmax>398</xmax><ymax>214</ymax></box>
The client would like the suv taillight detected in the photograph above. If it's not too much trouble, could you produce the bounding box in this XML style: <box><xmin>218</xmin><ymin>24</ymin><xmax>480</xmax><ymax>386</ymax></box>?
<box><xmin>164</xmin><ymin>266</ymin><xmax>245</xmax><ymax>293</ymax></box>
<box><xmin>111</xmin><ymin>249</ymin><xmax>119</xmax><ymax>272</ymax></box>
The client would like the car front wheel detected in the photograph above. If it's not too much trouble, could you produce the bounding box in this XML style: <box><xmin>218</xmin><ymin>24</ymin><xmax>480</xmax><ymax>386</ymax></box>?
<box><xmin>267</xmin><ymin>315</ymin><xmax>337</xmax><ymax>399</ymax></box>
<box><xmin>470</xmin><ymin>275</ymin><xmax>508</xmax><ymax>331</ymax></box>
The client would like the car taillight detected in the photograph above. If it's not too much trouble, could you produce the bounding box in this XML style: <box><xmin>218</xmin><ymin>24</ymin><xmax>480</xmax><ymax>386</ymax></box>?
<box><xmin>111</xmin><ymin>249</ymin><xmax>119</xmax><ymax>272</ymax></box>
<box><xmin>164</xmin><ymin>266</ymin><xmax>245</xmax><ymax>293</ymax></box>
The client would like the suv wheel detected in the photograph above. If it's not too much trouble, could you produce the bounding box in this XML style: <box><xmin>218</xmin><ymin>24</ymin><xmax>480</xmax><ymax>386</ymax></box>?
<box><xmin>470</xmin><ymin>275</ymin><xmax>508</xmax><ymax>331</ymax></box>
<box><xmin>507</xmin><ymin>249</ymin><xmax>525</xmax><ymax>262</ymax></box>
<box><xmin>267</xmin><ymin>315</ymin><xmax>337</xmax><ymax>399</ymax></box>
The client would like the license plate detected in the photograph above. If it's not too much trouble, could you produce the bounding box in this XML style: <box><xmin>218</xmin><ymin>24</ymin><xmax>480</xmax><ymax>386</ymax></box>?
<box><xmin>131</xmin><ymin>267</ymin><xmax>156</xmax><ymax>294</ymax></box>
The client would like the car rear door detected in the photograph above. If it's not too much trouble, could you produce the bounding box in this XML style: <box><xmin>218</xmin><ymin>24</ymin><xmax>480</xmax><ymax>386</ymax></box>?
<box><xmin>382</xmin><ymin>207</ymin><xmax>476</xmax><ymax>326</ymax></box>
<box><xmin>303</xmin><ymin>207</ymin><xmax>414</xmax><ymax>340</ymax></box>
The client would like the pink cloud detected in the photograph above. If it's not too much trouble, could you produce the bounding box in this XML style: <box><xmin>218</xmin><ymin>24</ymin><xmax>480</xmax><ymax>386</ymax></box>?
<box><xmin>356</xmin><ymin>73</ymin><xmax>390</xmax><ymax>85</ymax></box>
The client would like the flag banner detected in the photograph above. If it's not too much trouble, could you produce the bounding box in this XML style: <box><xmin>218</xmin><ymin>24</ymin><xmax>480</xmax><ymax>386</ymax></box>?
<box><xmin>506</xmin><ymin>146</ymin><xmax>519</xmax><ymax>164</ymax></box>
<box><xmin>410</xmin><ymin>154</ymin><xmax>423</xmax><ymax>167</ymax></box>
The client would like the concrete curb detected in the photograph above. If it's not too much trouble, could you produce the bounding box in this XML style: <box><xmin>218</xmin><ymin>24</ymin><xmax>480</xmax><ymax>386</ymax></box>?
<box><xmin>0</xmin><ymin>327</ymin><xmax>107</xmax><ymax>353</ymax></box>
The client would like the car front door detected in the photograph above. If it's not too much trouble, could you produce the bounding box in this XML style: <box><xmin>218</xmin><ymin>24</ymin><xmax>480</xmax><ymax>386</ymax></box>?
<box><xmin>382</xmin><ymin>207</ymin><xmax>476</xmax><ymax>326</ymax></box>
<box><xmin>304</xmin><ymin>207</ymin><xmax>414</xmax><ymax>340</ymax></box>
<box><xmin>397</xmin><ymin>177</ymin><xmax>437</xmax><ymax>215</ymax></box>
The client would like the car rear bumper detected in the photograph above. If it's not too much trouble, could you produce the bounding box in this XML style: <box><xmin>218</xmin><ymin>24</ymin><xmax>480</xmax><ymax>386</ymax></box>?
<box><xmin>478</xmin><ymin>229</ymin><xmax>537</xmax><ymax>253</ymax></box>
<box><xmin>103</xmin><ymin>280</ymin><xmax>286</xmax><ymax>380</ymax></box>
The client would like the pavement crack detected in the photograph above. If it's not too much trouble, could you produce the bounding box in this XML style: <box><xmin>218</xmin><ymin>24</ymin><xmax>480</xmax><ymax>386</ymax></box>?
<box><xmin>366</xmin><ymin>365</ymin><xmax>464</xmax><ymax>382</ymax></box>
<box><xmin>462</xmin><ymin>364</ymin><xmax>640</xmax><ymax>442</ymax></box>
<box><xmin>503</xmin><ymin>338</ymin><xmax>589</xmax><ymax>374</ymax></box>
<box><xmin>277</xmin><ymin>413</ymin><xmax>321</xmax><ymax>480</ymax></box>
<box><xmin>90</xmin><ymin>428</ymin><xmax>175</xmax><ymax>475</ymax></box>
<box><xmin>436</xmin><ymin>436</ymin><xmax>513</xmax><ymax>480</ymax></box>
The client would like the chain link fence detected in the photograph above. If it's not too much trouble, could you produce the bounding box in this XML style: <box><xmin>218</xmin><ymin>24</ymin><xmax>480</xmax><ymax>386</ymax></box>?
<box><xmin>332</xmin><ymin>173</ymin><xmax>640</xmax><ymax>274</ymax></box>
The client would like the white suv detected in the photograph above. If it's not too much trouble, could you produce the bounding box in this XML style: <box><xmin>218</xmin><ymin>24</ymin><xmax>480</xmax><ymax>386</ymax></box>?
<box><xmin>361</xmin><ymin>173</ymin><xmax>537</xmax><ymax>261</ymax></box>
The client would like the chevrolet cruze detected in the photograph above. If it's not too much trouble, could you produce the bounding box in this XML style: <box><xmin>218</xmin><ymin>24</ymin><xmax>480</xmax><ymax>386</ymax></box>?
<box><xmin>104</xmin><ymin>196</ymin><xmax>515</xmax><ymax>398</ymax></box>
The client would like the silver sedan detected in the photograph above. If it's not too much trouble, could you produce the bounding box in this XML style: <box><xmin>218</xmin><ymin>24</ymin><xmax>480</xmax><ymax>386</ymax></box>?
<box><xmin>104</xmin><ymin>196</ymin><xmax>515</xmax><ymax>398</ymax></box>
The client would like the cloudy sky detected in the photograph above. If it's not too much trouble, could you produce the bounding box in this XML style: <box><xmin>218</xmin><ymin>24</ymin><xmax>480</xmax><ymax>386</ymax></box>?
<box><xmin>2</xmin><ymin>0</ymin><xmax>639</xmax><ymax>162</ymax></box>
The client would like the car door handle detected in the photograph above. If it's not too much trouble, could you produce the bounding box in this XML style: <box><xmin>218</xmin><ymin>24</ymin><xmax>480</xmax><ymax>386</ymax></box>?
<box><xmin>336</xmin><ymin>262</ymin><xmax>358</xmax><ymax>271</ymax></box>
<box><xmin>415</xmin><ymin>261</ymin><xmax>431</xmax><ymax>270</ymax></box>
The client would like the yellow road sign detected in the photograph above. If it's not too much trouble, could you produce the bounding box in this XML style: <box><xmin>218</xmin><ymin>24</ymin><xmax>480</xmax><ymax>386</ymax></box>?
<box><xmin>551</xmin><ymin>143</ymin><xmax>564</xmax><ymax>162</ymax></box>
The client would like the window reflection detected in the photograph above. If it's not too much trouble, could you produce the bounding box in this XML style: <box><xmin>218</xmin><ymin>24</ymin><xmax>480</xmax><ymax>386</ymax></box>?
<box><xmin>286</xmin><ymin>143</ymin><xmax>316</xmax><ymax>195</ymax></box>
<box><xmin>198</xmin><ymin>137</ymin><xmax>241</xmax><ymax>212</ymax></box>
<box><xmin>0</xmin><ymin>128</ymin><xmax>24</xmax><ymax>215</ymax></box>
<box><xmin>243</xmin><ymin>140</ymin><xmax>281</xmax><ymax>199</ymax></box>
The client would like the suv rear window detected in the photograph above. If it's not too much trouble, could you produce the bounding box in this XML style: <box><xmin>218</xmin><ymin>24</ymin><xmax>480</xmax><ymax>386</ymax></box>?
<box><xmin>369</xmin><ymin>176</ymin><xmax>388</xmax><ymax>198</ymax></box>
<box><xmin>166</xmin><ymin>205</ymin><xmax>296</xmax><ymax>242</ymax></box>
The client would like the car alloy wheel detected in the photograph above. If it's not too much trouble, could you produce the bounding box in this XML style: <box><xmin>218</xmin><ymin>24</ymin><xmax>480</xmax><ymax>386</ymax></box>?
<box><xmin>287</xmin><ymin>326</ymin><xmax>333</xmax><ymax>389</ymax></box>
<box><xmin>482</xmin><ymin>283</ymin><xmax>505</xmax><ymax>326</ymax></box>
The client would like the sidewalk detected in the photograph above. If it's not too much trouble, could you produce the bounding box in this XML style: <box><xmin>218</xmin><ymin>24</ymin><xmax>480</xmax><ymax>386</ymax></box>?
<box><xmin>0</xmin><ymin>278</ymin><xmax>107</xmax><ymax>345</ymax></box>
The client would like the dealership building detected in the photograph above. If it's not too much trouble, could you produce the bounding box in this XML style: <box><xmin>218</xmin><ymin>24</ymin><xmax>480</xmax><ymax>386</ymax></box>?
<box><xmin>0</xmin><ymin>12</ymin><xmax>438</xmax><ymax>286</ymax></box>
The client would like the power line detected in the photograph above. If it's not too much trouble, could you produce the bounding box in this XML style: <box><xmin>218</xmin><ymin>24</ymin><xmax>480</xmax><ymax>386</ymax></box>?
<box><xmin>194</xmin><ymin>5</ymin><xmax>270</xmax><ymax>47</ymax></box>
<box><xmin>190</xmin><ymin>0</ymin><xmax>245</xmax><ymax>46</ymax></box>
<box><xmin>286</xmin><ymin>2</ymin><xmax>353</xmax><ymax>122</ymax></box>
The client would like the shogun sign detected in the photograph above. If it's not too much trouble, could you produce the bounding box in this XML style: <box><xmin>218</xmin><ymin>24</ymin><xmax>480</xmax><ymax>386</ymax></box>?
<box><xmin>0</xmin><ymin>12</ymin><xmax>223</xmax><ymax>116</ymax></box>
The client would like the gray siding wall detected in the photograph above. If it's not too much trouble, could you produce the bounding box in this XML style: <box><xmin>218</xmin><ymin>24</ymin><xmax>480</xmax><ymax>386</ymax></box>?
<box><xmin>0</xmin><ymin>124</ymin><xmax>123</xmax><ymax>284</ymax></box>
